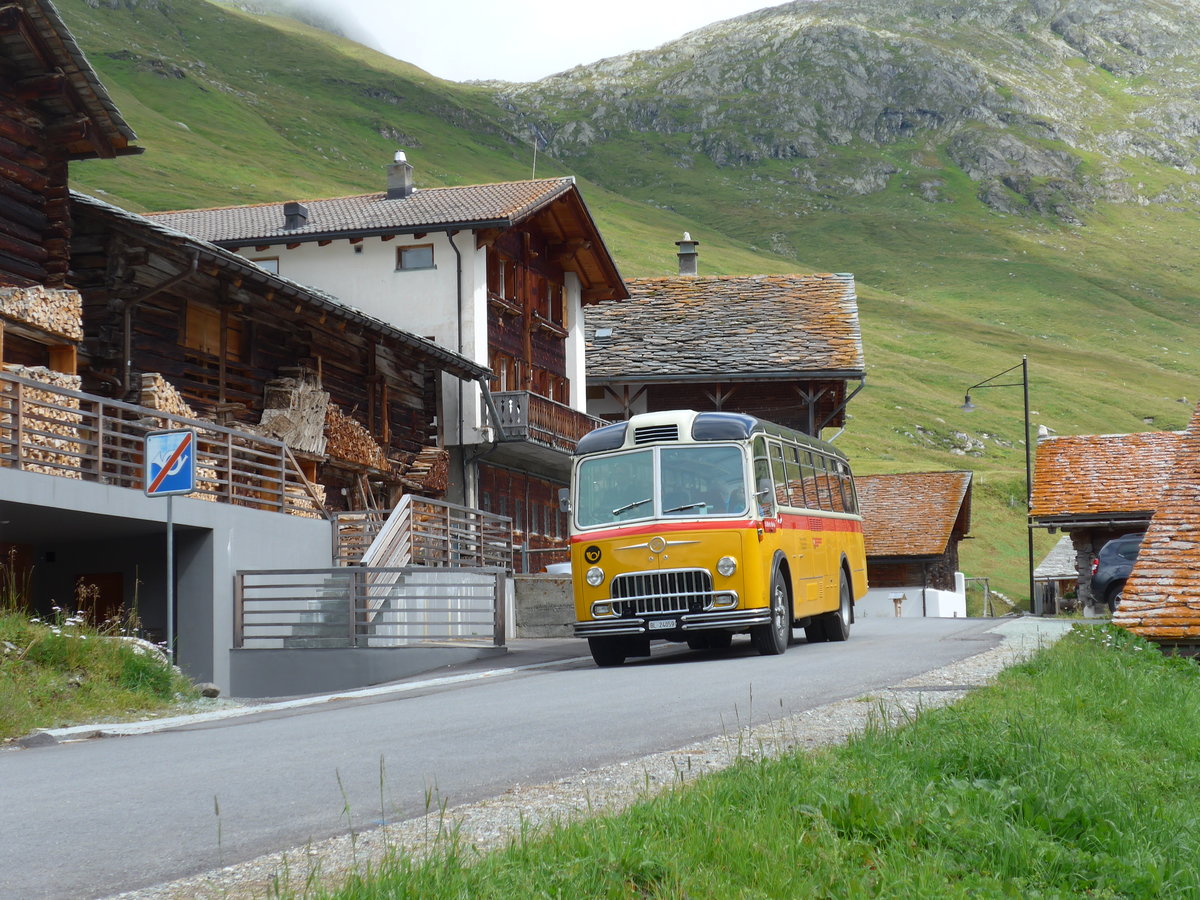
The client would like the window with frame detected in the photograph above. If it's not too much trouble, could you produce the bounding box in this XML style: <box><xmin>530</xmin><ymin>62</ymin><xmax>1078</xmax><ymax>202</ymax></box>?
<box><xmin>396</xmin><ymin>244</ymin><xmax>435</xmax><ymax>270</ymax></box>
<box><xmin>184</xmin><ymin>302</ymin><xmax>242</xmax><ymax>360</ymax></box>
<box><xmin>251</xmin><ymin>257</ymin><xmax>279</xmax><ymax>274</ymax></box>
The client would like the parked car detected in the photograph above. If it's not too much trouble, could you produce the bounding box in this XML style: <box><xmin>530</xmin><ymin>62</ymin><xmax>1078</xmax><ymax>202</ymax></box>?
<box><xmin>1091</xmin><ymin>534</ymin><xmax>1145</xmax><ymax>612</ymax></box>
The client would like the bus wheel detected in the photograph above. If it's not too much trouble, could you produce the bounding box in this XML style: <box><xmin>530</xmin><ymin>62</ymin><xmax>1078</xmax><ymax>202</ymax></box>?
<box><xmin>752</xmin><ymin>568</ymin><xmax>790</xmax><ymax>656</ymax></box>
<box><xmin>589</xmin><ymin>636</ymin><xmax>628</xmax><ymax>667</ymax></box>
<box><xmin>820</xmin><ymin>572</ymin><xmax>852</xmax><ymax>642</ymax></box>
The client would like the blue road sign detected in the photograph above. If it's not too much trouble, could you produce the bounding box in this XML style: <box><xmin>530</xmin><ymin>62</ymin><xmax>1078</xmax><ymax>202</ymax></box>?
<box><xmin>145</xmin><ymin>429</ymin><xmax>197</xmax><ymax>497</ymax></box>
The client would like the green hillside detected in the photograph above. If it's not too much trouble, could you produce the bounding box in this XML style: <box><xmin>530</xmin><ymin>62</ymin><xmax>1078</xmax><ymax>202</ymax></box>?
<box><xmin>58</xmin><ymin>0</ymin><xmax>1200</xmax><ymax>602</ymax></box>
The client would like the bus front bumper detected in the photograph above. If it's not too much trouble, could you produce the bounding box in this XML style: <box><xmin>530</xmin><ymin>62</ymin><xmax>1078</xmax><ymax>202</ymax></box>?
<box><xmin>574</xmin><ymin>608</ymin><xmax>771</xmax><ymax>638</ymax></box>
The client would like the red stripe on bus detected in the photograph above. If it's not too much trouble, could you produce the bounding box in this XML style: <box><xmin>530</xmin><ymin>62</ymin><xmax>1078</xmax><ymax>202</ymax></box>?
<box><xmin>572</xmin><ymin>513</ymin><xmax>862</xmax><ymax>544</ymax></box>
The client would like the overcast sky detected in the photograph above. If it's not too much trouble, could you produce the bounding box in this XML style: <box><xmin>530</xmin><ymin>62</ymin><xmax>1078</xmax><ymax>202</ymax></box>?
<box><xmin>317</xmin><ymin>0</ymin><xmax>779</xmax><ymax>83</ymax></box>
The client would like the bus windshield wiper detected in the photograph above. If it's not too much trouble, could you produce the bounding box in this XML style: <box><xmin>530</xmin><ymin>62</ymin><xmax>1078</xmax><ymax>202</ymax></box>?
<box><xmin>612</xmin><ymin>497</ymin><xmax>651</xmax><ymax>516</ymax></box>
<box><xmin>664</xmin><ymin>501</ymin><xmax>707</xmax><ymax>513</ymax></box>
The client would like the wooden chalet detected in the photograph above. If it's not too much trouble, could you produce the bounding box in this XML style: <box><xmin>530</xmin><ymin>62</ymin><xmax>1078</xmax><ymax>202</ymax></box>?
<box><xmin>1031</xmin><ymin>430</ymin><xmax>1181</xmax><ymax>612</ymax></box>
<box><xmin>147</xmin><ymin>162</ymin><xmax>630</xmax><ymax>569</ymax></box>
<box><xmin>69</xmin><ymin>193</ymin><xmax>489</xmax><ymax>509</ymax></box>
<box><xmin>0</xmin><ymin>0</ymin><xmax>138</xmax><ymax>289</ymax></box>
<box><xmin>1113</xmin><ymin>403</ymin><xmax>1200</xmax><ymax>651</ymax></box>
<box><xmin>855</xmin><ymin>472</ymin><xmax>973</xmax><ymax>614</ymax></box>
<box><xmin>584</xmin><ymin>242</ymin><xmax>864</xmax><ymax>434</ymax></box>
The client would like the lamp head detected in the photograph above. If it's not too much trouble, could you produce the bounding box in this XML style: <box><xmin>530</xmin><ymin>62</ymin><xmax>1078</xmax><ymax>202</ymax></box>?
<box><xmin>961</xmin><ymin>394</ymin><xmax>976</xmax><ymax>412</ymax></box>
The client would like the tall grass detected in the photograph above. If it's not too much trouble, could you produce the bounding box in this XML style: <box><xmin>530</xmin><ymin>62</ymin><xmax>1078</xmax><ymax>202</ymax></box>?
<box><xmin>0</xmin><ymin>610</ymin><xmax>198</xmax><ymax>741</ymax></box>
<box><xmin>309</xmin><ymin>626</ymin><xmax>1200</xmax><ymax>898</ymax></box>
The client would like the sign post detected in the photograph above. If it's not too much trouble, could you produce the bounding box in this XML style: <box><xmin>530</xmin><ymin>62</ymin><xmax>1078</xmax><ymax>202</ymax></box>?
<box><xmin>145</xmin><ymin>429</ymin><xmax>196</xmax><ymax>664</ymax></box>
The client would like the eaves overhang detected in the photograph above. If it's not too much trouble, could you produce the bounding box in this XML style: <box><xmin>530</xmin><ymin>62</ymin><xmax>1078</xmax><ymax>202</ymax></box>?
<box><xmin>214</xmin><ymin>219</ymin><xmax>515</xmax><ymax>250</ymax></box>
<box><xmin>1031</xmin><ymin>512</ymin><xmax>1153</xmax><ymax>530</ymax></box>
<box><xmin>587</xmin><ymin>370</ymin><xmax>865</xmax><ymax>385</ymax></box>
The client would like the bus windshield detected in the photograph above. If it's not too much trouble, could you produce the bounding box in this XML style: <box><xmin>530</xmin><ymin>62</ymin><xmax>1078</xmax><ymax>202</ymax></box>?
<box><xmin>575</xmin><ymin>444</ymin><xmax>747</xmax><ymax>528</ymax></box>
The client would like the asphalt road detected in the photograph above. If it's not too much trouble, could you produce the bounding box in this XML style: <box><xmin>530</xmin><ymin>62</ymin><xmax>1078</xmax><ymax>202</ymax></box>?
<box><xmin>0</xmin><ymin>616</ymin><xmax>1005</xmax><ymax>899</ymax></box>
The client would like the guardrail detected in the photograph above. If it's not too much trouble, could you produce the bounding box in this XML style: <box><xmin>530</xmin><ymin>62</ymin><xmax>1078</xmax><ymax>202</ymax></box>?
<box><xmin>234</xmin><ymin>566</ymin><xmax>506</xmax><ymax>648</ymax></box>
<box><xmin>0</xmin><ymin>370</ymin><xmax>327</xmax><ymax>518</ymax></box>
<box><xmin>333</xmin><ymin>496</ymin><xmax>513</xmax><ymax>568</ymax></box>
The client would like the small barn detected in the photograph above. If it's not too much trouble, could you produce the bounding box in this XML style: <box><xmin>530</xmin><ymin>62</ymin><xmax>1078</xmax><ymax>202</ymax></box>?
<box><xmin>854</xmin><ymin>471</ymin><xmax>972</xmax><ymax>618</ymax></box>
<box><xmin>1113</xmin><ymin>403</ymin><xmax>1200</xmax><ymax>652</ymax></box>
<box><xmin>1031</xmin><ymin>430</ymin><xmax>1181</xmax><ymax>614</ymax></box>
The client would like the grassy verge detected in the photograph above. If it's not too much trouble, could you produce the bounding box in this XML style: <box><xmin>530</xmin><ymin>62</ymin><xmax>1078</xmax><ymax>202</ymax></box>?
<box><xmin>309</xmin><ymin>626</ymin><xmax>1200</xmax><ymax>898</ymax></box>
<box><xmin>0</xmin><ymin>610</ymin><xmax>199</xmax><ymax>741</ymax></box>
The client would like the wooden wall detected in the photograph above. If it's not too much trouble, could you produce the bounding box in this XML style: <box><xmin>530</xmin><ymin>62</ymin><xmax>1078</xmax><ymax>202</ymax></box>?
<box><xmin>0</xmin><ymin>88</ymin><xmax>70</xmax><ymax>287</ymax></box>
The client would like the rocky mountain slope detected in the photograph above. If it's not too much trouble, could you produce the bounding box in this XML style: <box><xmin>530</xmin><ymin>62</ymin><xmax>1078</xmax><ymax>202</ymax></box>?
<box><xmin>494</xmin><ymin>0</ymin><xmax>1200</xmax><ymax>224</ymax></box>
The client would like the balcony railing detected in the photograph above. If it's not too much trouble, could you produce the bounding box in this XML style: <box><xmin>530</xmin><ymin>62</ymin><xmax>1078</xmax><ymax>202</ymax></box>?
<box><xmin>0</xmin><ymin>369</ymin><xmax>327</xmax><ymax>518</ymax></box>
<box><xmin>491</xmin><ymin>390</ymin><xmax>603</xmax><ymax>453</ymax></box>
<box><xmin>333</xmin><ymin>496</ymin><xmax>513</xmax><ymax>569</ymax></box>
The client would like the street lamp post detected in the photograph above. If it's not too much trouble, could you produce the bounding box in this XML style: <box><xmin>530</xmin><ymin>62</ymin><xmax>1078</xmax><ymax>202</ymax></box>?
<box><xmin>961</xmin><ymin>355</ymin><xmax>1036</xmax><ymax>615</ymax></box>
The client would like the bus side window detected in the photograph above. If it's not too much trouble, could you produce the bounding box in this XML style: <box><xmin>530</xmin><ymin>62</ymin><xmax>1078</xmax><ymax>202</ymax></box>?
<box><xmin>785</xmin><ymin>445</ymin><xmax>807</xmax><ymax>509</ymax></box>
<box><xmin>753</xmin><ymin>456</ymin><xmax>774</xmax><ymax>518</ymax></box>
<box><xmin>770</xmin><ymin>441</ymin><xmax>788</xmax><ymax>508</ymax></box>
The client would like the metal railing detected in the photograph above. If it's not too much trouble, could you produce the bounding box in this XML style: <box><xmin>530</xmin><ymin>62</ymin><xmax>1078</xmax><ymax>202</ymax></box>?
<box><xmin>492</xmin><ymin>390</ymin><xmax>603</xmax><ymax>453</ymax></box>
<box><xmin>333</xmin><ymin>495</ymin><xmax>513</xmax><ymax>568</ymax></box>
<box><xmin>0</xmin><ymin>369</ymin><xmax>327</xmax><ymax>518</ymax></box>
<box><xmin>234</xmin><ymin>566</ymin><xmax>506</xmax><ymax>648</ymax></box>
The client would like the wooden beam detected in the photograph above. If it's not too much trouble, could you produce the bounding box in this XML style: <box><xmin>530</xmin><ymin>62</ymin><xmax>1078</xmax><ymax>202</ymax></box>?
<box><xmin>14</xmin><ymin>72</ymin><xmax>66</xmax><ymax>102</ymax></box>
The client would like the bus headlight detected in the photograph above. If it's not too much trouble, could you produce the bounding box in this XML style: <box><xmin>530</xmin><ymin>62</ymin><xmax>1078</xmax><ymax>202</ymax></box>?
<box><xmin>586</xmin><ymin>566</ymin><xmax>605</xmax><ymax>587</ymax></box>
<box><xmin>717</xmin><ymin>556</ymin><xmax>737</xmax><ymax>577</ymax></box>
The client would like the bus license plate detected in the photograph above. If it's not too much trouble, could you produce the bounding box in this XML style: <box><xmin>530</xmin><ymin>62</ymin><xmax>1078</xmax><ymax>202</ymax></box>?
<box><xmin>649</xmin><ymin>619</ymin><xmax>676</xmax><ymax>631</ymax></box>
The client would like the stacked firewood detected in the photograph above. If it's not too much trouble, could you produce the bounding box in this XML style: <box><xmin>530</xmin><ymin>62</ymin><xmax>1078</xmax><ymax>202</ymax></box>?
<box><xmin>139</xmin><ymin>373</ymin><xmax>199</xmax><ymax>420</ymax></box>
<box><xmin>2</xmin><ymin>365</ymin><xmax>82</xmax><ymax>478</ymax></box>
<box><xmin>258</xmin><ymin>372</ymin><xmax>329</xmax><ymax>456</ymax></box>
<box><xmin>403</xmin><ymin>446</ymin><xmax>449</xmax><ymax>495</ymax></box>
<box><xmin>324</xmin><ymin>404</ymin><xmax>391</xmax><ymax>471</ymax></box>
<box><xmin>0</xmin><ymin>286</ymin><xmax>83</xmax><ymax>340</ymax></box>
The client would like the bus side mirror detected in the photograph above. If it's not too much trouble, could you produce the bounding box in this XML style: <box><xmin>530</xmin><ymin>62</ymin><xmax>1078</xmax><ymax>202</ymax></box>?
<box><xmin>558</xmin><ymin>487</ymin><xmax>571</xmax><ymax>514</ymax></box>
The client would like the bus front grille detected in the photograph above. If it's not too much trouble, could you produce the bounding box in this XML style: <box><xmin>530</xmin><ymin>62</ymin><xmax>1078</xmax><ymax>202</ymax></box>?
<box><xmin>611</xmin><ymin>569</ymin><xmax>714</xmax><ymax>616</ymax></box>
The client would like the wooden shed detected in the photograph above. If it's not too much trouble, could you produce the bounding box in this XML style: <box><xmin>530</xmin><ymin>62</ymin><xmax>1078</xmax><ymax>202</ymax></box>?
<box><xmin>1113</xmin><ymin>403</ymin><xmax>1200</xmax><ymax>651</ymax></box>
<box><xmin>1031</xmin><ymin>430</ymin><xmax>1181</xmax><ymax>613</ymax></box>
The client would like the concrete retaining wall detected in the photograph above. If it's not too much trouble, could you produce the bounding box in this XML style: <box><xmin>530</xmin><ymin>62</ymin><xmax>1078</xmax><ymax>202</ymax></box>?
<box><xmin>514</xmin><ymin>574</ymin><xmax>573</xmax><ymax>638</ymax></box>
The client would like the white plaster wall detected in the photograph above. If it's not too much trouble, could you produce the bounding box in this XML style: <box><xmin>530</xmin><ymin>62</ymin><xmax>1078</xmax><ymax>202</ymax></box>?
<box><xmin>857</xmin><ymin>572</ymin><xmax>967</xmax><ymax>619</ymax></box>
<box><xmin>563</xmin><ymin>273</ymin><xmax>585</xmax><ymax>411</ymax></box>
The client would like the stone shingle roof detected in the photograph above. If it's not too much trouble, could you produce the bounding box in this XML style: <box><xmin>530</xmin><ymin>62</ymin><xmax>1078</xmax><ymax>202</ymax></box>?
<box><xmin>146</xmin><ymin>179</ymin><xmax>579</xmax><ymax>243</ymax></box>
<box><xmin>855</xmin><ymin>471</ymin><xmax>972</xmax><ymax>558</ymax></box>
<box><xmin>1035</xmin><ymin>534</ymin><xmax>1078</xmax><ymax>581</ymax></box>
<box><xmin>1030</xmin><ymin>431</ymin><xmax>1182</xmax><ymax>522</ymax></box>
<box><xmin>1114</xmin><ymin>403</ymin><xmax>1200</xmax><ymax>643</ymax></box>
<box><xmin>584</xmin><ymin>274</ymin><xmax>863</xmax><ymax>379</ymax></box>
<box><xmin>72</xmin><ymin>192</ymin><xmax>489</xmax><ymax>381</ymax></box>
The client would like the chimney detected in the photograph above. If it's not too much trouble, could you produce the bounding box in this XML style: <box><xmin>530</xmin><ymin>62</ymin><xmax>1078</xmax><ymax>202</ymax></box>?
<box><xmin>675</xmin><ymin>232</ymin><xmax>699</xmax><ymax>276</ymax></box>
<box><xmin>387</xmin><ymin>149</ymin><xmax>414</xmax><ymax>200</ymax></box>
<box><xmin>283</xmin><ymin>201</ymin><xmax>308</xmax><ymax>230</ymax></box>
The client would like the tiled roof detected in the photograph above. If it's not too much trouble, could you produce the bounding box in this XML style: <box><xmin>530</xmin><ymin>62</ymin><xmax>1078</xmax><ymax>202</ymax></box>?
<box><xmin>584</xmin><ymin>274</ymin><xmax>864</xmax><ymax>378</ymax></box>
<box><xmin>855</xmin><ymin>471</ymin><xmax>972</xmax><ymax>558</ymax></box>
<box><xmin>72</xmin><ymin>192</ymin><xmax>489</xmax><ymax>381</ymax></box>
<box><xmin>1114</xmin><ymin>403</ymin><xmax>1200</xmax><ymax>642</ymax></box>
<box><xmin>145</xmin><ymin>180</ymin><xmax>578</xmax><ymax>243</ymax></box>
<box><xmin>1030</xmin><ymin>431</ymin><xmax>1182</xmax><ymax>521</ymax></box>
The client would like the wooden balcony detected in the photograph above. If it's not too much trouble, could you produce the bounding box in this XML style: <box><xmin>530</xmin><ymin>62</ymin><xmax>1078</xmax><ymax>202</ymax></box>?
<box><xmin>491</xmin><ymin>390</ymin><xmax>604</xmax><ymax>454</ymax></box>
<box><xmin>0</xmin><ymin>369</ymin><xmax>327</xmax><ymax>518</ymax></box>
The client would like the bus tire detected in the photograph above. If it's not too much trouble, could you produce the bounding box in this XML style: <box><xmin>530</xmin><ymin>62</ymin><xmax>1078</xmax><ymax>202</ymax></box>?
<box><xmin>588</xmin><ymin>636</ymin><xmax>628</xmax><ymax>667</ymax></box>
<box><xmin>752</xmin><ymin>568</ymin><xmax>790</xmax><ymax>656</ymax></box>
<box><xmin>820</xmin><ymin>571</ymin><xmax>852</xmax><ymax>642</ymax></box>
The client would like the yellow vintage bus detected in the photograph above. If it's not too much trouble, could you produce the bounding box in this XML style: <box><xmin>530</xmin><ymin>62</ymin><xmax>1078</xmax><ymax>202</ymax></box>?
<box><xmin>569</xmin><ymin>410</ymin><xmax>867</xmax><ymax>667</ymax></box>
